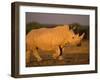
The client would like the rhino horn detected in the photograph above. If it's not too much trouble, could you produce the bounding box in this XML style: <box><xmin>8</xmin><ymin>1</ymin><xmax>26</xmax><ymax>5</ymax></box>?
<box><xmin>80</xmin><ymin>33</ymin><xmax>85</xmax><ymax>39</ymax></box>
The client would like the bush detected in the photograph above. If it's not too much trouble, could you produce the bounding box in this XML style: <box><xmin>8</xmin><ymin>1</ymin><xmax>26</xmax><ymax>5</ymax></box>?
<box><xmin>26</xmin><ymin>22</ymin><xmax>47</xmax><ymax>34</ymax></box>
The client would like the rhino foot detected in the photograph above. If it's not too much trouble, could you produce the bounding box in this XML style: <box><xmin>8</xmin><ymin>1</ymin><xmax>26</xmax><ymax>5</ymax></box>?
<box><xmin>58</xmin><ymin>56</ymin><xmax>63</xmax><ymax>60</ymax></box>
<box><xmin>37</xmin><ymin>58</ymin><xmax>42</xmax><ymax>62</ymax></box>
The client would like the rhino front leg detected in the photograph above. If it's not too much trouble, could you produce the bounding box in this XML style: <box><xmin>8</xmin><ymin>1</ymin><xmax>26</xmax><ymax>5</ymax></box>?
<box><xmin>52</xmin><ymin>47</ymin><xmax>63</xmax><ymax>60</ymax></box>
<box><xmin>32</xmin><ymin>48</ymin><xmax>42</xmax><ymax>62</ymax></box>
<box><xmin>58</xmin><ymin>46</ymin><xmax>63</xmax><ymax>60</ymax></box>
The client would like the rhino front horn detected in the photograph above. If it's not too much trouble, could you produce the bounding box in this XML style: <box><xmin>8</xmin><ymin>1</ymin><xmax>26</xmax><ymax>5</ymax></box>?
<box><xmin>80</xmin><ymin>33</ymin><xmax>85</xmax><ymax>39</ymax></box>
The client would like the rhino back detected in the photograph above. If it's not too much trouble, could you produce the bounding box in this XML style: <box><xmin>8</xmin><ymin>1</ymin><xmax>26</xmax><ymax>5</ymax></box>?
<box><xmin>26</xmin><ymin>26</ymin><xmax>69</xmax><ymax>50</ymax></box>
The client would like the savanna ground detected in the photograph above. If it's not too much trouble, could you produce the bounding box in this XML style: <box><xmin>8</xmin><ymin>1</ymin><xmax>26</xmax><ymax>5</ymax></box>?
<box><xmin>26</xmin><ymin>40</ymin><xmax>89</xmax><ymax>67</ymax></box>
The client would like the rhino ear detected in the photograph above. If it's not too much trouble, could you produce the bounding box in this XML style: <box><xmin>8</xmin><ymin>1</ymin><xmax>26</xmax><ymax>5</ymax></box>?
<box><xmin>66</xmin><ymin>25</ymin><xmax>70</xmax><ymax>30</ymax></box>
<box><xmin>80</xmin><ymin>33</ymin><xmax>85</xmax><ymax>39</ymax></box>
<box><xmin>70</xmin><ymin>29</ymin><xmax>74</xmax><ymax>33</ymax></box>
<box><xmin>63</xmin><ymin>25</ymin><xmax>70</xmax><ymax>30</ymax></box>
<box><xmin>66</xmin><ymin>25</ymin><xmax>75</xmax><ymax>33</ymax></box>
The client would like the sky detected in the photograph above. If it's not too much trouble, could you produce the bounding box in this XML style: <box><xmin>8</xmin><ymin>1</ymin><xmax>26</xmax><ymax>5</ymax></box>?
<box><xmin>26</xmin><ymin>12</ymin><xmax>89</xmax><ymax>26</ymax></box>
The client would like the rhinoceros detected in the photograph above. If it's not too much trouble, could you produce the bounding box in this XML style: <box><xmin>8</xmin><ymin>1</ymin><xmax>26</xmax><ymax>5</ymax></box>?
<box><xmin>26</xmin><ymin>25</ymin><xmax>85</xmax><ymax>64</ymax></box>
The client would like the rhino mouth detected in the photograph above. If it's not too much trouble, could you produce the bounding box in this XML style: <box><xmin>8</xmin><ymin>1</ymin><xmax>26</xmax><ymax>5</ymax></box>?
<box><xmin>77</xmin><ymin>43</ymin><xmax>81</xmax><ymax>47</ymax></box>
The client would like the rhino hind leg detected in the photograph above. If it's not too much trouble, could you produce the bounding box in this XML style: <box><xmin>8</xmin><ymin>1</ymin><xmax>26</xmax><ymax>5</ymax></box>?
<box><xmin>26</xmin><ymin>50</ymin><xmax>31</xmax><ymax>64</ymax></box>
<box><xmin>52</xmin><ymin>47</ymin><xmax>63</xmax><ymax>60</ymax></box>
<box><xmin>32</xmin><ymin>48</ymin><xmax>42</xmax><ymax>62</ymax></box>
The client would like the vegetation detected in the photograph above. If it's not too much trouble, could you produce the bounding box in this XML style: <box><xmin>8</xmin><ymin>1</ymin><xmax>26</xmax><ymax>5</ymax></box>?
<box><xmin>26</xmin><ymin>22</ymin><xmax>48</xmax><ymax>34</ymax></box>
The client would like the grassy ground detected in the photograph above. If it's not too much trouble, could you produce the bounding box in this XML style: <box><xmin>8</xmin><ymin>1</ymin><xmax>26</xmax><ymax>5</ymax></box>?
<box><xmin>26</xmin><ymin>40</ymin><xmax>89</xmax><ymax>67</ymax></box>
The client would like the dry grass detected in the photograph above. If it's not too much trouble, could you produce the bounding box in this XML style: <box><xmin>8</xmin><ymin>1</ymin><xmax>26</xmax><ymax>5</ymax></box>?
<box><xmin>26</xmin><ymin>40</ymin><xmax>89</xmax><ymax>67</ymax></box>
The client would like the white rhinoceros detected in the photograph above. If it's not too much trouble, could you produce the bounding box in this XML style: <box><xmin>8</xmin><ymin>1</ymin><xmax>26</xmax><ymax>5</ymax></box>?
<box><xmin>26</xmin><ymin>25</ymin><xmax>85</xmax><ymax>63</ymax></box>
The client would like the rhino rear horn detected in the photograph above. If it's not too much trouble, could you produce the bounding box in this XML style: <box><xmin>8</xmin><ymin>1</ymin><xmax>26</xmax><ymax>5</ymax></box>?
<box><xmin>80</xmin><ymin>33</ymin><xmax>85</xmax><ymax>39</ymax></box>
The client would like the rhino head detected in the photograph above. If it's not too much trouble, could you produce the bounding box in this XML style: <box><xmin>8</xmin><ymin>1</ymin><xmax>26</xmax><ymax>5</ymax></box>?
<box><xmin>64</xmin><ymin>25</ymin><xmax>85</xmax><ymax>47</ymax></box>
